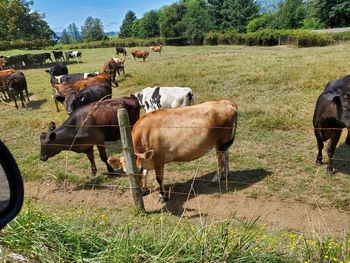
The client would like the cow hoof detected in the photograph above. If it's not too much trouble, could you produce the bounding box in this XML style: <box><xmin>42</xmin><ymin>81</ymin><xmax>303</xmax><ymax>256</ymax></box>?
<box><xmin>91</xmin><ymin>170</ymin><xmax>97</xmax><ymax>176</ymax></box>
<box><xmin>316</xmin><ymin>159</ymin><xmax>322</xmax><ymax>165</ymax></box>
<box><xmin>212</xmin><ymin>174</ymin><xmax>220</xmax><ymax>182</ymax></box>
<box><xmin>158</xmin><ymin>194</ymin><xmax>167</xmax><ymax>203</ymax></box>
<box><xmin>327</xmin><ymin>167</ymin><xmax>335</xmax><ymax>175</ymax></box>
<box><xmin>142</xmin><ymin>189</ymin><xmax>151</xmax><ymax>196</ymax></box>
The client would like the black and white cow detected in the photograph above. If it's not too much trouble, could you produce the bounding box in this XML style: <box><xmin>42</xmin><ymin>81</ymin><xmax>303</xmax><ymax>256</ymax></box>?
<box><xmin>45</xmin><ymin>63</ymin><xmax>68</xmax><ymax>77</ymax></box>
<box><xmin>313</xmin><ymin>74</ymin><xmax>350</xmax><ymax>174</ymax></box>
<box><xmin>135</xmin><ymin>86</ymin><xmax>194</xmax><ymax>113</ymax></box>
<box><xmin>65</xmin><ymin>51</ymin><xmax>82</xmax><ymax>63</ymax></box>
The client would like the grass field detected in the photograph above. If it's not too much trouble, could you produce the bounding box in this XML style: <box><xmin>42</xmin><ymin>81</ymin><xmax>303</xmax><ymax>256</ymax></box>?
<box><xmin>0</xmin><ymin>44</ymin><xmax>350</xmax><ymax>262</ymax></box>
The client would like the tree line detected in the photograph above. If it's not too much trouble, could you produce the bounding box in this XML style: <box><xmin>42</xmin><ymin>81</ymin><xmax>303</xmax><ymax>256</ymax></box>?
<box><xmin>119</xmin><ymin>0</ymin><xmax>350</xmax><ymax>43</ymax></box>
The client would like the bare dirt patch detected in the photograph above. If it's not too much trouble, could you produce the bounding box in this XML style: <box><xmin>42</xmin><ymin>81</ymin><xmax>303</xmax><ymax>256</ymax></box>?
<box><xmin>25</xmin><ymin>180</ymin><xmax>349</xmax><ymax>234</ymax></box>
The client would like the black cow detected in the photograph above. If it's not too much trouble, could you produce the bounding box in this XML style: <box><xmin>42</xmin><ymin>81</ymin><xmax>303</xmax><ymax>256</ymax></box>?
<box><xmin>39</xmin><ymin>96</ymin><xmax>141</xmax><ymax>174</ymax></box>
<box><xmin>46</xmin><ymin>63</ymin><xmax>68</xmax><ymax>77</ymax></box>
<box><xmin>313</xmin><ymin>75</ymin><xmax>350</xmax><ymax>174</ymax></box>
<box><xmin>116</xmin><ymin>47</ymin><xmax>127</xmax><ymax>57</ymax></box>
<box><xmin>64</xmin><ymin>83</ymin><xmax>112</xmax><ymax>114</ymax></box>
<box><xmin>7</xmin><ymin>71</ymin><xmax>29</xmax><ymax>108</ymax></box>
<box><xmin>52</xmin><ymin>51</ymin><xmax>65</xmax><ymax>62</ymax></box>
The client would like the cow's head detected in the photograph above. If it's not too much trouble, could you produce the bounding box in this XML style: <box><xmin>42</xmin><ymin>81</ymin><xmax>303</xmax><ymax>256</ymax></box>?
<box><xmin>325</xmin><ymin>91</ymin><xmax>350</xmax><ymax>126</ymax></box>
<box><xmin>40</xmin><ymin>122</ymin><xmax>62</xmax><ymax>161</ymax></box>
<box><xmin>65</xmin><ymin>91</ymin><xmax>84</xmax><ymax>114</ymax></box>
<box><xmin>107</xmin><ymin>150</ymin><xmax>154</xmax><ymax>172</ymax></box>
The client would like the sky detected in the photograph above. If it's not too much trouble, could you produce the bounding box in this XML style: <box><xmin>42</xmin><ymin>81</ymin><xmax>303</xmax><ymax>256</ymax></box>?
<box><xmin>32</xmin><ymin>0</ymin><xmax>176</xmax><ymax>33</ymax></box>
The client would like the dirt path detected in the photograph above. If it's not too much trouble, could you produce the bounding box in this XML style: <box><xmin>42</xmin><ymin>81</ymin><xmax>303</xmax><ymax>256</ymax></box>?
<box><xmin>25</xmin><ymin>180</ymin><xmax>349</xmax><ymax>234</ymax></box>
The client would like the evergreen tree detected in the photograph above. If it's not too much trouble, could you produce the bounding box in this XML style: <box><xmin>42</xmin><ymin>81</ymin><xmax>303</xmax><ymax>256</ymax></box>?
<box><xmin>119</xmin><ymin>10</ymin><xmax>137</xmax><ymax>38</ymax></box>
<box><xmin>81</xmin><ymin>16</ymin><xmax>105</xmax><ymax>42</ymax></box>
<box><xmin>67</xmin><ymin>23</ymin><xmax>81</xmax><ymax>42</ymax></box>
<box><xmin>273</xmin><ymin>0</ymin><xmax>306</xmax><ymax>29</ymax></box>
<box><xmin>158</xmin><ymin>2</ymin><xmax>187</xmax><ymax>37</ymax></box>
<box><xmin>60</xmin><ymin>29</ymin><xmax>71</xmax><ymax>44</ymax></box>
<box><xmin>315</xmin><ymin>0</ymin><xmax>350</xmax><ymax>27</ymax></box>
<box><xmin>207</xmin><ymin>0</ymin><xmax>225</xmax><ymax>30</ymax></box>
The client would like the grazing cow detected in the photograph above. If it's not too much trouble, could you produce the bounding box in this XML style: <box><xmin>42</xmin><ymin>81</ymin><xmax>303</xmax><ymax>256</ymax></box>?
<box><xmin>0</xmin><ymin>69</ymin><xmax>16</xmax><ymax>99</ymax></box>
<box><xmin>116</xmin><ymin>47</ymin><xmax>127</xmax><ymax>57</ymax></box>
<box><xmin>150</xmin><ymin>45</ymin><xmax>163</xmax><ymax>55</ymax></box>
<box><xmin>52</xmin><ymin>51</ymin><xmax>65</xmax><ymax>62</ymax></box>
<box><xmin>108</xmin><ymin>99</ymin><xmax>238</xmax><ymax>202</ymax></box>
<box><xmin>51</xmin><ymin>72</ymin><xmax>111</xmax><ymax>112</ymax></box>
<box><xmin>7</xmin><ymin>71</ymin><xmax>29</xmax><ymax>108</ymax></box>
<box><xmin>39</xmin><ymin>96</ymin><xmax>141</xmax><ymax>174</ymax></box>
<box><xmin>313</xmin><ymin>75</ymin><xmax>350</xmax><ymax>174</ymax></box>
<box><xmin>46</xmin><ymin>63</ymin><xmax>68</xmax><ymax>77</ymax></box>
<box><xmin>65</xmin><ymin>51</ymin><xmax>82</xmax><ymax>63</ymax></box>
<box><xmin>135</xmin><ymin>87</ymin><xmax>194</xmax><ymax>113</ymax></box>
<box><xmin>131</xmin><ymin>50</ymin><xmax>149</xmax><ymax>62</ymax></box>
<box><xmin>64</xmin><ymin>83</ymin><xmax>112</xmax><ymax>114</ymax></box>
<box><xmin>112</xmin><ymin>58</ymin><xmax>126</xmax><ymax>77</ymax></box>
<box><xmin>103</xmin><ymin>59</ymin><xmax>119</xmax><ymax>86</ymax></box>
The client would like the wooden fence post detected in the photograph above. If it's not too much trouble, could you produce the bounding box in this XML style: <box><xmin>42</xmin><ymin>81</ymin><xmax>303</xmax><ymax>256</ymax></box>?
<box><xmin>117</xmin><ymin>108</ymin><xmax>145</xmax><ymax>213</ymax></box>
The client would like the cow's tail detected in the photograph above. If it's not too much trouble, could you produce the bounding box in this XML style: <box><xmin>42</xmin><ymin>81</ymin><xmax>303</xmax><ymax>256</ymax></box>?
<box><xmin>186</xmin><ymin>91</ymin><xmax>194</xmax><ymax>105</ymax></box>
<box><xmin>218</xmin><ymin>104</ymin><xmax>238</xmax><ymax>152</ymax></box>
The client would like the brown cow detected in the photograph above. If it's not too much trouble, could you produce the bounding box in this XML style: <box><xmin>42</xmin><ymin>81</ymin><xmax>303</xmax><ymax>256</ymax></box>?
<box><xmin>103</xmin><ymin>58</ymin><xmax>125</xmax><ymax>85</ymax></box>
<box><xmin>150</xmin><ymin>45</ymin><xmax>163</xmax><ymax>55</ymax></box>
<box><xmin>131</xmin><ymin>50</ymin><xmax>149</xmax><ymax>62</ymax></box>
<box><xmin>108</xmin><ymin>99</ymin><xmax>238</xmax><ymax>202</ymax></box>
<box><xmin>52</xmin><ymin>72</ymin><xmax>111</xmax><ymax>112</ymax></box>
<box><xmin>0</xmin><ymin>69</ymin><xmax>16</xmax><ymax>99</ymax></box>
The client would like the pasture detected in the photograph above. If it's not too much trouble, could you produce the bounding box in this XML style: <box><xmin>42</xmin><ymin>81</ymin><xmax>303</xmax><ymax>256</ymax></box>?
<box><xmin>0</xmin><ymin>44</ymin><xmax>349</xmax><ymax>261</ymax></box>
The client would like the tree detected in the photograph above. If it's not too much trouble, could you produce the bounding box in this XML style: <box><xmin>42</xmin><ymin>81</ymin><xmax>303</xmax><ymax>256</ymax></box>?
<box><xmin>273</xmin><ymin>0</ymin><xmax>306</xmax><ymax>29</ymax></box>
<box><xmin>208</xmin><ymin>0</ymin><xmax>259</xmax><ymax>32</ymax></box>
<box><xmin>220</xmin><ymin>0</ymin><xmax>259</xmax><ymax>32</ymax></box>
<box><xmin>182</xmin><ymin>0</ymin><xmax>213</xmax><ymax>43</ymax></box>
<box><xmin>81</xmin><ymin>16</ymin><xmax>105</xmax><ymax>42</ymax></box>
<box><xmin>314</xmin><ymin>0</ymin><xmax>350</xmax><ymax>27</ymax></box>
<box><xmin>158</xmin><ymin>2</ymin><xmax>187</xmax><ymax>37</ymax></box>
<box><xmin>60</xmin><ymin>29</ymin><xmax>71</xmax><ymax>44</ymax></box>
<box><xmin>119</xmin><ymin>10</ymin><xmax>137</xmax><ymax>38</ymax></box>
<box><xmin>246</xmin><ymin>13</ymin><xmax>274</xmax><ymax>32</ymax></box>
<box><xmin>67</xmin><ymin>23</ymin><xmax>81</xmax><ymax>42</ymax></box>
<box><xmin>140</xmin><ymin>10</ymin><xmax>160</xmax><ymax>38</ymax></box>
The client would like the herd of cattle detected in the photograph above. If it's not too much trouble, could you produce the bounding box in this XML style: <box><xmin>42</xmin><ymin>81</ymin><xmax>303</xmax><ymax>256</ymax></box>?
<box><xmin>0</xmin><ymin>50</ymin><xmax>82</xmax><ymax>70</ymax></box>
<box><xmin>1</xmin><ymin>44</ymin><xmax>349</xmax><ymax>202</ymax></box>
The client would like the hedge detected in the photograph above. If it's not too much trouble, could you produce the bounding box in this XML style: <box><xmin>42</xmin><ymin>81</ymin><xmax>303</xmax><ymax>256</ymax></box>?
<box><xmin>204</xmin><ymin>29</ymin><xmax>335</xmax><ymax>47</ymax></box>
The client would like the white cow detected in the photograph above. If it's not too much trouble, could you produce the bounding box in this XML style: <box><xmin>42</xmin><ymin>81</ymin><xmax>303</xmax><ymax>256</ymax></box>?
<box><xmin>135</xmin><ymin>86</ymin><xmax>194</xmax><ymax>113</ymax></box>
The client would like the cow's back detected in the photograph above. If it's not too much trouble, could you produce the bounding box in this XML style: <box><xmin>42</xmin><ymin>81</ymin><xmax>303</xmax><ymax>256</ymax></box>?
<box><xmin>132</xmin><ymin>100</ymin><xmax>237</xmax><ymax>162</ymax></box>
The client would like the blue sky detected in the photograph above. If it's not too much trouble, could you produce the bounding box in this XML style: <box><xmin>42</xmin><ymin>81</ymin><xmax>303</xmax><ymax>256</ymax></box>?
<box><xmin>32</xmin><ymin>0</ymin><xmax>176</xmax><ymax>32</ymax></box>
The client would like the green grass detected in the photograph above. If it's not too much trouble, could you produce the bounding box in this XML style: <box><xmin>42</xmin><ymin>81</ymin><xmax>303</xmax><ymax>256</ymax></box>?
<box><xmin>1</xmin><ymin>44</ymin><xmax>350</xmax><ymax>261</ymax></box>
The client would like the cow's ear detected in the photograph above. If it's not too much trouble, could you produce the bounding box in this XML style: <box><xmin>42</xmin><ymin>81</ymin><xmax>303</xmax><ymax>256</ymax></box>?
<box><xmin>324</xmin><ymin>92</ymin><xmax>338</xmax><ymax>102</ymax></box>
<box><xmin>49</xmin><ymin>132</ymin><xmax>56</xmax><ymax>141</ymax></box>
<box><xmin>136</xmin><ymin>150</ymin><xmax>154</xmax><ymax>160</ymax></box>
<box><xmin>48</xmin><ymin>122</ymin><xmax>56</xmax><ymax>131</ymax></box>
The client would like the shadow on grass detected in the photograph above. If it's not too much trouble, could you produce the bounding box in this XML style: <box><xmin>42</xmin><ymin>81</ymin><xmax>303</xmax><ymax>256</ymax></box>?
<box><xmin>151</xmin><ymin>168</ymin><xmax>271</xmax><ymax>217</ymax></box>
<box><xmin>333</xmin><ymin>142</ymin><xmax>350</xmax><ymax>175</ymax></box>
<box><xmin>26</xmin><ymin>99</ymin><xmax>47</xmax><ymax>110</ymax></box>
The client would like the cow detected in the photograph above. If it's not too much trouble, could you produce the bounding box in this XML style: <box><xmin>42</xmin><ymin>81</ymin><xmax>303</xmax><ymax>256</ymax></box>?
<box><xmin>103</xmin><ymin>59</ymin><xmax>119</xmax><ymax>86</ymax></box>
<box><xmin>39</xmin><ymin>96</ymin><xmax>141</xmax><ymax>174</ymax></box>
<box><xmin>131</xmin><ymin>50</ymin><xmax>149</xmax><ymax>62</ymax></box>
<box><xmin>116</xmin><ymin>47</ymin><xmax>127</xmax><ymax>57</ymax></box>
<box><xmin>0</xmin><ymin>58</ymin><xmax>6</xmax><ymax>70</ymax></box>
<box><xmin>46</xmin><ymin>63</ymin><xmax>68</xmax><ymax>77</ymax></box>
<box><xmin>107</xmin><ymin>99</ymin><xmax>238</xmax><ymax>202</ymax></box>
<box><xmin>150</xmin><ymin>45</ymin><xmax>163</xmax><ymax>55</ymax></box>
<box><xmin>112</xmin><ymin>58</ymin><xmax>126</xmax><ymax>77</ymax></box>
<box><xmin>51</xmin><ymin>72</ymin><xmax>111</xmax><ymax>112</ymax></box>
<box><xmin>65</xmin><ymin>51</ymin><xmax>82</xmax><ymax>63</ymax></box>
<box><xmin>0</xmin><ymin>69</ymin><xmax>16</xmax><ymax>99</ymax></box>
<box><xmin>64</xmin><ymin>82</ymin><xmax>112</xmax><ymax>114</ymax></box>
<box><xmin>313</xmin><ymin>74</ymin><xmax>350</xmax><ymax>174</ymax></box>
<box><xmin>52</xmin><ymin>51</ymin><xmax>65</xmax><ymax>62</ymax></box>
<box><xmin>7</xmin><ymin>71</ymin><xmax>29</xmax><ymax>108</ymax></box>
<box><xmin>135</xmin><ymin>87</ymin><xmax>194</xmax><ymax>113</ymax></box>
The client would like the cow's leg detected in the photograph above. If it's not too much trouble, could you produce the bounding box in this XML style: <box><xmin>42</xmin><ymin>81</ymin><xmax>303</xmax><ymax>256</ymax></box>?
<box><xmin>54</xmin><ymin>99</ymin><xmax>60</xmax><ymax>112</ymax></box>
<box><xmin>86</xmin><ymin>147</ymin><xmax>97</xmax><ymax>175</ymax></box>
<box><xmin>346</xmin><ymin>129</ymin><xmax>350</xmax><ymax>145</ymax></box>
<box><xmin>19</xmin><ymin>90</ymin><xmax>25</xmax><ymax>107</ymax></box>
<box><xmin>97</xmin><ymin>145</ymin><xmax>114</xmax><ymax>173</ymax></box>
<box><xmin>122</xmin><ymin>68</ymin><xmax>125</xmax><ymax>77</ymax></box>
<box><xmin>141</xmin><ymin>169</ymin><xmax>150</xmax><ymax>195</ymax></box>
<box><xmin>24</xmin><ymin>86</ymin><xmax>30</xmax><ymax>102</ymax></box>
<box><xmin>155</xmin><ymin>164</ymin><xmax>166</xmax><ymax>203</ymax></box>
<box><xmin>326</xmin><ymin>130</ymin><xmax>342</xmax><ymax>175</ymax></box>
<box><xmin>11</xmin><ymin>94</ymin><xmax>18</xmax><ymax>108</ymax></box>
<box><xmin>212</xmin><ymin>151</ymin><xmax>227</xmax><ymax>182</ymax></box>
<box><xmin>314</xmin><ymin>128</ymin><xmax>324</xmax><ymax>164</ymax></box>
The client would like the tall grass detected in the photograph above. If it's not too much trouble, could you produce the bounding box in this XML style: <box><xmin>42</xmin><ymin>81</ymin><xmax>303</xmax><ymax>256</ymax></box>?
<box><xmin>1</xmin><ymin>202</ymin><xmax>348</xmax><ymax>262</ymax></box>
